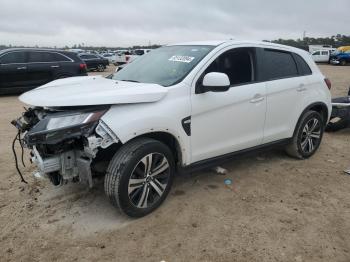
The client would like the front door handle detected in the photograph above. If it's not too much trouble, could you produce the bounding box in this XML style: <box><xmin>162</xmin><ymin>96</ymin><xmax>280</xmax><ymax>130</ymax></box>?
<box><xmin>17</xmin><ymin>66</ymin><xmax>26</xmax><ymax>70</ymax></box>
<box><xmin>250</xmin><ymin>94</ymin><xmax>264</xmax><ymax>103</ymax></box>
<box><xmin>297</xmin><ymin>83</ymin><xmax>307</xmax><ymax>92</ymax></box>
<box><xmin>51</xmin><ymin>65</ymin><xmax>60</xmax><ymax>68</ymax></box>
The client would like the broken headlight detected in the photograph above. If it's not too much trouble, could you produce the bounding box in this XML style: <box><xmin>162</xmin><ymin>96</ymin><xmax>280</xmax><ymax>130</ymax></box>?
<box><xmin>25</xmin><ymin>109</ymin><xmax>107</xmax><ymax>146</ymax></box>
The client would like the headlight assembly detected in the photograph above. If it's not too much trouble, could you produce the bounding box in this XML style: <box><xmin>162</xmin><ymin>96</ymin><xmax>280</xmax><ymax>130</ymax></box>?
<box><xmin>46</xmin><ymin>111</ymin><xmax>105</xmax><ymax>131</ymax></box>
<box><xmin>25</xmin><ymin>109</ymin><xmax>107</xmax><ymax>145</ymax></box>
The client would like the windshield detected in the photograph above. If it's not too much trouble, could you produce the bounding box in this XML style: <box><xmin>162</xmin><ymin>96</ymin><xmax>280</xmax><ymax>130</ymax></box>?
<box><xmin>112</xmin><ymin>45</ymin><xmax>214</xmax><ymax>86</ymax></box>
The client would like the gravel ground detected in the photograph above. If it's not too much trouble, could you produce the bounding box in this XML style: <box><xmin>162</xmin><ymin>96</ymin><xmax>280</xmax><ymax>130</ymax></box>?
<box><xmin>0</xmin><ymin>64</ymin><xmax>350</xmax><ymax>262</ymax></box>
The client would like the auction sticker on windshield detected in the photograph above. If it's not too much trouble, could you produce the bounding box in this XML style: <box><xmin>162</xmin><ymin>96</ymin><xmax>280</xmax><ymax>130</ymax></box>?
<box><xmin>169</xmin><ymin>55</ymin><xmax>195</xmax><ymax>63</ymax></box>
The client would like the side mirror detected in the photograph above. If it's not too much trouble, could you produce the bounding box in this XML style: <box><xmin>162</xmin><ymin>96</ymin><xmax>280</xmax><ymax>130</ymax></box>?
<box><xmin>198</xmin><ymin>72</ymin><xmax>230</xmax><ymax>93</ymax></box>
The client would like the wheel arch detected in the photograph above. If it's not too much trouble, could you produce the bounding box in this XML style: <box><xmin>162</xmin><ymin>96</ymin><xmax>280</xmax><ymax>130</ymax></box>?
<box><xmin>293</xmin><ymin>102</ymin><xmax>329</xmax><ymax>137</ymax></box>
<box><xmin>129</xmin><ymin>131</ymin><xmax>183</xmax><ymax>169</ymax></box>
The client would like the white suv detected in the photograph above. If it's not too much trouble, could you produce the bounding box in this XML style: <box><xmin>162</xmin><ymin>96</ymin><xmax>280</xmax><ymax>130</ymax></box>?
<box><xmin>13</xmin><ymin>40</ymin><xmax>332</xmax><ymax>217</ymax></box>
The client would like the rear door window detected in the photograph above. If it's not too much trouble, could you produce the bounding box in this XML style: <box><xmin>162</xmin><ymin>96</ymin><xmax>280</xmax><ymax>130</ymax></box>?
<box><xmin>0</xmin><ymin>51</ymin><xmax>26</xmax><ymax>64</ymax></box>
<box><xmin>262</xmin><ymin>49</ymin><xmax>298</xmax><ymax>80</ymax></box>
<box><xmin>28</xmin><ymin>52</ymin><xmax>56</xmax><ymax>63</ymax></box>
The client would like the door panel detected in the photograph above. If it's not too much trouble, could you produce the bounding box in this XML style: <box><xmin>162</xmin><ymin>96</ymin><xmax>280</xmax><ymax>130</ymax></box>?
<box><xmin>262</xmin><ymin>77</ymin><xmax>304</xmax><ymax>143</ymax></box>
<box><xmin>26</xmin><ymin>51</ymin><xmax>56</xmax><ymax>87</ymax></box>
<box><xmin>191</xmin><ymin>82</ymin><xmax>266</xmax><ymax>162</ymax></box>
<box><xmin>26</xmin><ymin>63</ymin><xmax>55</xmax><ymax>87</ymax></box>
<box><xmin>0</xmin><ymin>63</ymin><xmax>29</xmax><ymax>90</ymax></box>
<box><xmin>0</xmin><ymin>51</ymin><xmax>29</xmax><ymax>92</ymax></box>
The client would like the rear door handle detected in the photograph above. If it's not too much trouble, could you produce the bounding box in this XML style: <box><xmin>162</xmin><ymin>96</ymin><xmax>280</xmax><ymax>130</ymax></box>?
<box><xmin>51</xmin><ymin>65</ymin><xmax>60</xmax><ymax>68</ymax></box>
<box><xmin>17</xmin><ymin>66</ymin><xmax>26</xmax><ymax>70</ymax></box>
<box><xmin>250</xmin><ymin>94</ymin><xmax>265</xmax><ymax>103</ymax></box>
<box><xmin>297</xmin><ymin>83</ymin><xmax>307</xmax><ymax>92</ymax></box>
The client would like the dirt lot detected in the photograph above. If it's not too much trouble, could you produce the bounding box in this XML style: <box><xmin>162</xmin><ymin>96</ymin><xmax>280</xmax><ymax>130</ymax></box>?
<box><xmin>1</xmin><ymin>65</ymin><xmax>350</xmax><ymax>262</ymax></box>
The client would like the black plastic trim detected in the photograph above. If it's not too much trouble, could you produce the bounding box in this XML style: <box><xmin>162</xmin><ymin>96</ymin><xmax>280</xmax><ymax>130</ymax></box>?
<box><xmin>181</xmin><ymin>116</ymin><xmax>191</xmax><ymax>136</ymax></box>
<box><xmin>180</xmin><ymin>138</ymin><xmax>291</xmax><ymax>173</ymax></box>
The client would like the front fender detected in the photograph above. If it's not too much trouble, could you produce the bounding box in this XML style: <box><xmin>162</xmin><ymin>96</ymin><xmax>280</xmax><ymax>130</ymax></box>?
<box><xmin>101</xmin><ymin>103</ymin><xmax>191</xmax><ymax>166</ymax></box>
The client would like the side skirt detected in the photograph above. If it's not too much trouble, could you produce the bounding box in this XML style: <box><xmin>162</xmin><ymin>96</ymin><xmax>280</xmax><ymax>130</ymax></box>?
<box><xmin>179</xmin><ymin>138</ymin><xmax>292</xmax><ymax>174</ymax></box>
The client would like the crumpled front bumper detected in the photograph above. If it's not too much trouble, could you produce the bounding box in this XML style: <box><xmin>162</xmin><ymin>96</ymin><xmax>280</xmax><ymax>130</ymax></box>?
<box><xmin>31</xmin><ymin>146</ymin><xmax>93</xmax><ymax>187</ymax></box>
<box><xmin>30</xmin><ymin>121</ymin><xmax>119</xmax><ymax>187</ymax></box>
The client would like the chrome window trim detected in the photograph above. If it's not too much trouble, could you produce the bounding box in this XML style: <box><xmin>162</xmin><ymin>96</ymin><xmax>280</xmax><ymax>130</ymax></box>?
<box><xmin>0</xmin><ymin>50</ymin><xmax>74</xmax><ymax>65</ymax></box>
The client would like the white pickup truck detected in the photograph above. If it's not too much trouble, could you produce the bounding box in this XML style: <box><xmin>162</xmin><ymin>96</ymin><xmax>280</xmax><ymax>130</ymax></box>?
<box><xmin>311</xmin><ymin>50</ymin><xmax>332</xmax><ymax>63</ymax></box>
<box><xmin>114</xmin><ymin>49</ymin><xmax>151</xmax><ymax>65</ymax></box>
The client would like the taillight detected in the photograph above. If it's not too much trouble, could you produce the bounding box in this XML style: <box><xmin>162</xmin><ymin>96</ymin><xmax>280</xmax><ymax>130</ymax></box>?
<box><xmin>79</xmin><ymin>63</ymin><xmax>87</xmax><ymax>70</ymax></box>
<box><xmin>324</xmin><ymin>78</ymin><xmax>331</xmax><ymax>90</ymax></box>
<box><xmin>125</xmin><ymin>56</ymin><xmax>130</xmax><ymax>62</ymax></box>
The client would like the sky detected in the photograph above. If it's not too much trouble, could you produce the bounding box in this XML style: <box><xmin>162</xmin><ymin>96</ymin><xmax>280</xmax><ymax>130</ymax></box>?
<box><xmin>0</xmin><ymin>0</ymin><xmax>349</xmax><ymax>47</ymax></box>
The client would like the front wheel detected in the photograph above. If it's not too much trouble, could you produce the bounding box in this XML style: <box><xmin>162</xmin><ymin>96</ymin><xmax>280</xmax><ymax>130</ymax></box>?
<box><xmin>285</xmin><ymin>110</ymin><xmax>324</xmax><ymax>159</ymax></box>
<box><xmin>104</xmin><ymin>138</ymin><xmax>175</xmax><ymax>217</ymax></box>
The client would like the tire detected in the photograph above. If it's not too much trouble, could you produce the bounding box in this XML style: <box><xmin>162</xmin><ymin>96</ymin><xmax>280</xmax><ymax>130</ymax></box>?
<box><xmin>285</xmin><ymin>110</ymin><xmax>324</xmax><ymax>159</ymax></box>
<box><xmin>104</xmin><ymin>138</ymin><xmax>175</xmax><ymax>217</ymax></box>
<box><xmin>97</xmin><ymin>64</ymin><xmax>105</xmax><ymax>72</ymax></box>
<box><xmin>340</xmin><ymin>60</ymin><xmax>347</xmax><ymax>66</ymax></box>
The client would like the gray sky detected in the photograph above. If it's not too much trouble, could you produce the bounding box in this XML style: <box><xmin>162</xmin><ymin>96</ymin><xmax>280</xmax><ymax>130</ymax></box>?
<box><xmin>0</xmin><ymin>0</ymin><xmax>349</xmax><ymax>47</ymax></box>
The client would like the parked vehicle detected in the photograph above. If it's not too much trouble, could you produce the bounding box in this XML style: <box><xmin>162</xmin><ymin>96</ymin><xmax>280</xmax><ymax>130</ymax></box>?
<box><xmin>12</xmin><ymin>40</ymin><xmax>331</xmax><ymax>217</ymax></box>
<box><xmin>124</xmin><ymin>49</ymin><xmax>152</xmax><ymax>64</ymax></box>
<box><xmin>326</xmin><ymin>87</ymin><xmax>350</xmax><ymax>132</ymax></box>
<box><xmin>114</xmin><ymin>49</ymin><xmax>152</xmax><ymax>65</ymax></box>
<box><xmin>311</xmin><ymin>50</ymin><xmax>332</xmax><ymax>63</ymax></box>
<box><xmin>330</xmin><ymin>50</ymin><xmax>350</xmax><ymax>66</ymax></box>
<box><xmin>78</xmin><ymin>53</ymin><xmax>109</xmax><ymax>71</ymax></box>
<box><xmin>308</xmin><ymin>45</ymin><xmax>335</xmax><ymax>54</ymax></box>
<box><xmin>0</xmin><ymin>48</ymin><xmax>87</xmax><ymax>95</ymax></box>
<box><xmin>101</xmin><ymin>53</ymin><xmax>117</xmax><ymax>64</ymax></box>
<box><xmin>114</xmin><ymin>50</ymin><xmax>130</xmax><ymax>65</ymax></box>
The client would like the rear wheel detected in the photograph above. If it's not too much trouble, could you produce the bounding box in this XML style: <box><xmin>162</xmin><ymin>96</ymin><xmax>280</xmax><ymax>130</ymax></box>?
<box><xmin>97</xmin><ymin>64</ymin><xmax>105</xmax><ymax>72</ymax></box>
<box><xmin>285</xmin><ymin>110</ymin><xmax>324</xmax><ymax>159</ymax></box>
<box><xmin>340</xmin><ymin>60</ymin><xmax>347</xmax><ymax>66</ymax></box>
<box><xmin>104</xmin><ymin>138</ymin><xmax>175</xmax><ymax>217</ymax></box>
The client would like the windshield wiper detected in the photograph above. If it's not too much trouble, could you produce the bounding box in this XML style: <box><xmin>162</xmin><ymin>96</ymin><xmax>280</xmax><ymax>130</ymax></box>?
<box><xmin>120</xmin><ymin>79</ymin><xmax>140</xmax><ymax>83</ymax></box>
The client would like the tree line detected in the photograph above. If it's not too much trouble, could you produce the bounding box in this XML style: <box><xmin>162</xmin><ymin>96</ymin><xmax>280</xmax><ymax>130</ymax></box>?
<box><xmin>266</xmin><ymin>34</ymin><xmax>350</xmax><ymax>50</ymax></box>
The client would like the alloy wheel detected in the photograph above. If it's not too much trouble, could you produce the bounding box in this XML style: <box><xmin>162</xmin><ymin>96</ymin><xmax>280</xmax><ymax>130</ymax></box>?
<box><xmin>97</xmin><ymin>64</ymin><xmax>104</xmax><ymax>71</ymax></box>
<box><xmin>300</xmin><ymin>117</ymin><xmax>321</xmax><ymax>154</ymax></box>
<box><xmin>128</xmin><ymin>153</ymin><xmax>170</xmax><ymax>208</ymax></box>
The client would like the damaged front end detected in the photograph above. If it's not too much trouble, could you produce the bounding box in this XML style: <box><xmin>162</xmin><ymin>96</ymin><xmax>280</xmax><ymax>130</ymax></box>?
<box><xmin>11</xmin><ymin>106</ymin><xmax>118</xmax><ymax>187</ymax></box>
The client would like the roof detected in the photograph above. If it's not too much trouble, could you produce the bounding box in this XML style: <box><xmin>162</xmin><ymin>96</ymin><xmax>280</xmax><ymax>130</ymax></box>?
<box><xmin>167</xmin><ymin>40</ymin><xmax>309</xmax><ymax>56</ymax></box>
<box><xmin>169</xmin><ymin>39</ymin><xmax>289</xmax><ymax>47</ymax></box>
<box><xmin>0</xmin><ymin>48</ymin><xmax>68</xmax><ymax>54</ymax></box>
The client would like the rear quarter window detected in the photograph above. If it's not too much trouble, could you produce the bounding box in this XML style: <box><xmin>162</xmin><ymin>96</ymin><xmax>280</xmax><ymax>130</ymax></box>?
<box><xmin>28</xmin><ymin>51</ymin><xmax>56</xmax><ymax>63</ymax></box>
<box><xmin>263</xmin><ymin>49</ymin><xmax>298</xmax><ymax>80</ymax></box>
<box><xmin>293</xmin><ymin>53</ymin><xmax>312</xmax><ymax>76</ymax></box>
<box><xmin>53</xmin><ymin>53</ymin><xmax>71</xmax><ymax>62</ymax></box>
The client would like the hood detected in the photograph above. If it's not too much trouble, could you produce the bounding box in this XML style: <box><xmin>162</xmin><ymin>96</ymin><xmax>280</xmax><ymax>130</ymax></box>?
<box><xmin>19</xmin><ymin>76</ymin><xmax>168</xmax><ymax>107</ymax></box>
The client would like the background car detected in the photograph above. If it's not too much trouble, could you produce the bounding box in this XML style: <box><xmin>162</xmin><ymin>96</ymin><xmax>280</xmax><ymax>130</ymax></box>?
<box><xmin>100</xmin><ymin>53</ymin><xmax>117</xmax><ymax>64</ymax></box>
<box><xmin>0</xmin><ymin>48</ymin><xmax>87</xmax><ymax>95</ymax></box>
<box><xmin>311</xmin><ymin>50</ymin><xmax>332</xmax><ymax>63</ymax></box>
<box><xmin>330</xmin><ymin>50</ymin><xmax>350</xmax><ymax>66</ymax></box>
<box><xmin>78</xmin><ymin>53</ymin><xmax>109</xmax><ymax>71</ymax></box>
